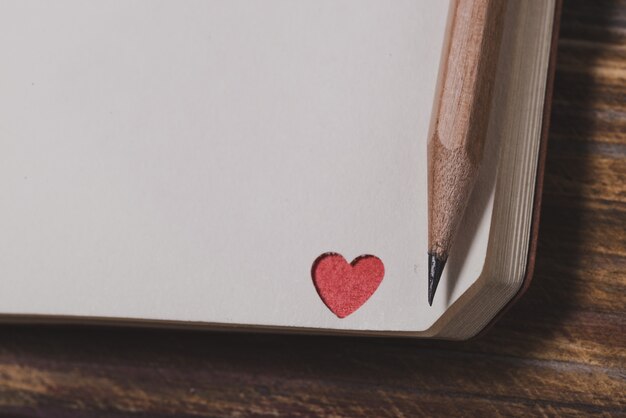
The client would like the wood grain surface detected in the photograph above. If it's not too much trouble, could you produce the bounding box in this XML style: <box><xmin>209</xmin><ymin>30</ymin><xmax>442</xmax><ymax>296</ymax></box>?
<box><xmin>1</xmin><ymin>0</ymin><xmax>625</xmax><ymax>416</ymax></box>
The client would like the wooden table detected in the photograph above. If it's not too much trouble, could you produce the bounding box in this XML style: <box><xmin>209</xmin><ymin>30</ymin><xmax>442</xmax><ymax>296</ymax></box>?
<box><xmin>1</xmin><ymin>1</ymin><xmax>624</xmax><ymax>416</ymax></box>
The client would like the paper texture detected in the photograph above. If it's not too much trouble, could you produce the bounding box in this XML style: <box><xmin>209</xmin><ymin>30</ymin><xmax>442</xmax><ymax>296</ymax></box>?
<box><xmin>0</xmin><ymin>0</ymin><xmax>493</xmax><ymax>331</ymax></box>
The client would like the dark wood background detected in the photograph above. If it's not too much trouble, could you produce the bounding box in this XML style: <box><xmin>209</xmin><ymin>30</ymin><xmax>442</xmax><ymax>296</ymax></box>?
<box><xmin>1</xmin><ymin>1</ymin><xmax>624</xmax><ymax>416</ymax></box>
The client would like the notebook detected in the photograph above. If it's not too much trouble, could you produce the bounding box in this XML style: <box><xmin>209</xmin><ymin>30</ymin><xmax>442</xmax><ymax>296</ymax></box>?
<box><xmin>0</xmin><ymin>0</ymin><xmax>560</xmax><ymax>339</ymax></box>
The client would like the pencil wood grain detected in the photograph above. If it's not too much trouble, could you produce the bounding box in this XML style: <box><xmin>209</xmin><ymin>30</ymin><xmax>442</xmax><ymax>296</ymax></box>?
<box><xmin>428</xmin><ymin>0</ymin><xmax>506</xmax><ymax>261</ymax></box>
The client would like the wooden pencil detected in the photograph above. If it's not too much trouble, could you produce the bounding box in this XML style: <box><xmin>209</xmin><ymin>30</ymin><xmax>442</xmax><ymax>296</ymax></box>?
<box><xmin>427</xmin><ymin>0</ymin><xmax>506</xmax><ymax>305</ymax></box>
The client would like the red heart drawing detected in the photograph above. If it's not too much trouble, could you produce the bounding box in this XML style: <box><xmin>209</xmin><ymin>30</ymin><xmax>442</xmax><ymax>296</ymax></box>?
<box><xmin>312</xmin><ymin>253</ymin><xmax>385</xmax><ymax>318</ymax></box>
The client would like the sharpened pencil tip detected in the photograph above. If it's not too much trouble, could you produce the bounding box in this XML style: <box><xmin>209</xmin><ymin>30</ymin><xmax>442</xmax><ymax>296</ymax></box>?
<box><xmin>428</xmin><ymin>253</ymin><xmax>447</xmax><ymax>306</ymax></box>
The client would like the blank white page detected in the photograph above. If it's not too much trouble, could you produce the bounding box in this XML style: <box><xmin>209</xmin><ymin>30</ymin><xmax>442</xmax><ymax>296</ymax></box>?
<box><xmin>0</xmin><ymin>0</ymin><xmax>492</xmax><ymax>332</ymax></box>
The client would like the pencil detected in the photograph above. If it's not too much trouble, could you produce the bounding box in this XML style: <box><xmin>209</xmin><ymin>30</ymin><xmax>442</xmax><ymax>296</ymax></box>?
<box><xmin>427</xmin><ymin>0</ymin><xmax>506</xmax><ymax>305</ymax></box>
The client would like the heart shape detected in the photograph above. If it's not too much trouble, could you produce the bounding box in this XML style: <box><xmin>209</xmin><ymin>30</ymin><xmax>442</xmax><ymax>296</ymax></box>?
<box><xmin>311</xmin><ymin>253</ymin><xmax>385</xmax><ymax>318</ymax></box>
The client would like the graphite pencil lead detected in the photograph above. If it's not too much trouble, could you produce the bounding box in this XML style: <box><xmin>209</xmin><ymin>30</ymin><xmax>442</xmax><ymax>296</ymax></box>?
<box><xmin>428</xmin><ymin>253</ymin><xmax>447</xmax><ymax>306</ymax></box>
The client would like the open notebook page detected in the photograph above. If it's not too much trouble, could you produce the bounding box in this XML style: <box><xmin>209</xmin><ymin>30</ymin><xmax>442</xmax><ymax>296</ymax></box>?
<box><xmin>0</xmin><ymin>0</ymin><xmax>497</xmax><ymax>332</ymax></box>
